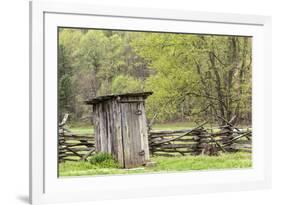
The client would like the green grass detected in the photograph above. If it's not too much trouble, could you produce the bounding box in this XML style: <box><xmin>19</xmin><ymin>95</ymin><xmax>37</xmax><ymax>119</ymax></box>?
<box><xmin>67</xmin><ymin>122</ymin><xmax>251</xmax><ymax>136</ymax></box>
<box><xmin>89</xmin><ymin>152</ymin><xmax>119</xmax><ymax>168</ymax></box>
<box><xmin>68</xmin><ymin>122</ymin><xmax>209</xmax><ymax>134</ymax></box>
<box><xmin>68</xmin><ymin>122</ymin><xmax>250</xmax><ymax>134</ymax></box>
<box><xmin>152</xmin><ymin>121</ymin><xmax>204</xmax><ymax>130</ymax></box>
<box><xmin>62</xmin><ymin>123</ymin><xmax>251</xmax><ymax>177</ymax></box>
<box><xmin>59</xmin><ymin>152</ymin><xmax>252</xmax><ymax>177</ymax></box>
<box><xmin>67</xmin><ymin>126</ymin><xmax>93</xmax><ymax>135</ymax></box>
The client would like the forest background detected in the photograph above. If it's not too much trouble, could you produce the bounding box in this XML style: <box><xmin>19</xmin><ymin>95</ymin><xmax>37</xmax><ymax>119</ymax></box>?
<box><xmin>58</xmin><ymin>28</ymin><xmax>252</xmax><ymax>126</ymax></box>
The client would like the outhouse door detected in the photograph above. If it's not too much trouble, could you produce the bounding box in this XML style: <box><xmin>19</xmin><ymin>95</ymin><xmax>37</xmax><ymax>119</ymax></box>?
<box><xmin>119</xmin><ymin>100</ymin><xmax>149</xmax><ymax>168</ymax></box>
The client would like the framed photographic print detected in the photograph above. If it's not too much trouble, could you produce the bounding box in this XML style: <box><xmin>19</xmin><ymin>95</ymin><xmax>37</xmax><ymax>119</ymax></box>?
<box><xmin>30</xmin><ymin>0</ymin><xmax>272</xmax><ymax>204</ymax></box>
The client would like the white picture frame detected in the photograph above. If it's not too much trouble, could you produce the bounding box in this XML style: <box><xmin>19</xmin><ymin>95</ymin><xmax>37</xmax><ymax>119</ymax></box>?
<box><xmin>30</xmin><ymin>1</ymin><xmax>272</xmax><ymax>204</ymax></box>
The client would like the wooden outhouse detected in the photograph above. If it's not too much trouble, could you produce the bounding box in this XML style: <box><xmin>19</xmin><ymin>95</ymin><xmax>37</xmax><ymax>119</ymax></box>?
<box><xmin>85</xmin><ymin>92</ymin><xmax>153</xmax><ymax>168</ymax></box>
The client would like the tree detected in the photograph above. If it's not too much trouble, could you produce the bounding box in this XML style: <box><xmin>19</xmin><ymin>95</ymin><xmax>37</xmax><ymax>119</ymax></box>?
<box><xmin>132</xmin><ymin>33</ymin><xmax>252</xmax><ymax>125</ymax></box>
<box><xmin>58</xmin><ymin>28</ymin><xmax>252</xmax><ymax>126</ymax></box>
<box><xmin>112</xmin><ymin>75</ymin><xmax>143</xmax><ymax>94</ymax></box>
<box><xmin>58</xmin><ymin>28</ymin><xmax>83</xmax><ymax>120</ymax></box>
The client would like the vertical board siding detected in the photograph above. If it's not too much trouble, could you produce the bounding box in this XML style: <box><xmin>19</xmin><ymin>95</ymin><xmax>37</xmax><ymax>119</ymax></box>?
<box><xmin>91</xmin><ymin>94</ymin><xmax>151</xmax><ymax>168</ymax></box>
<box><xmin>115</xmin><ymin>99</ymin><xmax>124</xmax><ymax>167</ymax></box>
<box><xmin>139</xmin><ymin>100</ymin><xmax>150</xmax><ymax>161</ymax></box>
<box><xmin>93</xmin><ymin>105</ymin><xmax>100</xmax><ymax>152</ymax></box>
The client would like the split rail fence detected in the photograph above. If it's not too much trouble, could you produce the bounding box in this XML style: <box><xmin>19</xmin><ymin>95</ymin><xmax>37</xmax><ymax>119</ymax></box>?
<box><xmin>149</xmin><ymin>122</ymin><xmax>251</xmax><ymax>157</ymax></box>
<box><xmin>59</xmin><ymin>120</ymin><xmax>251</xmax><ymax>162</ymax></box>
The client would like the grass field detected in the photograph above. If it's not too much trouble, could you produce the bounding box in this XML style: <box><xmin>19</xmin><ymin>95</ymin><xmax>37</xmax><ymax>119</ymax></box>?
<box><xmin>61</xmin><ymin>123</ymin><xmax>251</xmax><ymax>177</ymax></box>
<box><xmin>67</xmin><ymin>122</ymin><xmax>206</xmax><ymax>135</ymax></box>
<box><xmin>68</xmin><ymin>126</ymin><xmax>94</xmax><ymax>135</ymax></box>
<box><xmin>59</xmin><ymin>152</ymin><xmax>251</xmax><ymax>177</ymax></box>
<box><xmin>67</xmin><ymin>121</ymin><xmax>250</xmax><ymax>134</ymax></box>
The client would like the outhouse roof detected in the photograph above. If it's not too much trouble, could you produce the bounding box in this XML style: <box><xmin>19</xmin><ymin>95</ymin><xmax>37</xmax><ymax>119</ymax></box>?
<box><xmin>85</xmin><ymin>92</ymin><xmax>153</xmax><ymax>105</ymax></box>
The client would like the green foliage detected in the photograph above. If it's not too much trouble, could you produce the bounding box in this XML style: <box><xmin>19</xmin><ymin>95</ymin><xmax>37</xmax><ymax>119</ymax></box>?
<box><xmin>112</xmin><ymin>75</ymin><xmax>143</xmax><ymax>94</ymax></box>
<box><xmin>59</xmin><ymin>152</ymin><xmax>251</xmax><ymax>176</ymax></box>
<box><xmin>89</xmin><ymin>152</ymin><xmax>119</xmax><ymax>168</ymax></box>
<box><xmin>132</xmin><ymin>34</ymin><xmax>252</xmax><ymax>124</ymax></box>
<box><xmin>58</xmin><ymin>28</ymin><xmax>252</xmax><ymax>126</ymax></box>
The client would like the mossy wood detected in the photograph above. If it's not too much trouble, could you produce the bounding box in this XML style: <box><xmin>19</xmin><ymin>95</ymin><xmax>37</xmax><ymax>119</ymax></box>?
<box><xmin>86</xmin><ymin>92</ymin><xmax>152</xmax><ymax>168</ymax></box>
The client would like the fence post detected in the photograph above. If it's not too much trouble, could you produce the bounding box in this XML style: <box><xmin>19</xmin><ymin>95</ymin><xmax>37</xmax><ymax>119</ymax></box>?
<box><xmin>192</xmin><ymin>127</ymin><xmax>208</xmax><ymax>155</ymax></box>
<box><xmin>221</xmin><ymin>125</ymin><xmax>235</xmax><ymax>152</ymax></box>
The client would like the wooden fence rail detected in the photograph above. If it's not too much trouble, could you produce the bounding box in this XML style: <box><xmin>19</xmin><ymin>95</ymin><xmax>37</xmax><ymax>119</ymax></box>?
<box><xmin>58</xmin><ymin>124</ymin><xmax>96</xmax><ymax>162</ymax></box>
<box><xmin>149</xmin><ymin>126</ymin><xmax>251</xmax><ymax>157</ymax></box>
<box><xmin>59</xmin><ymin>125</ymin><xmax>251</xmax><ymax>162</ymax></box>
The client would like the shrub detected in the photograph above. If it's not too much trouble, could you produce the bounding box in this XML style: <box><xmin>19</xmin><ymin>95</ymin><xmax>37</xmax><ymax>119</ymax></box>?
<box><xmin>89</xmin><ymin>152</ymin><xmax>119</xmax><ymax>168</ymax></box>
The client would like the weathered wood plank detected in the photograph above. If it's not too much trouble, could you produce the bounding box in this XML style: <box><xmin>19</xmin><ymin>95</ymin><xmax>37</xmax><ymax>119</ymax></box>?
<box><xmin>155</xmin><ymin>143</ymin><xmax>196</xmax><ymax>149</ymax></box>
<box><xmin>150</xmin><ymin>122</ymin><xmax>207</xmax><ymax>146</ymax></box>
<box><xmin>115</xmin><ymin>99</ymin><xmax>124</xmax><ymax>167</ymax></box>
